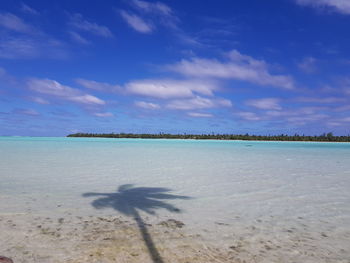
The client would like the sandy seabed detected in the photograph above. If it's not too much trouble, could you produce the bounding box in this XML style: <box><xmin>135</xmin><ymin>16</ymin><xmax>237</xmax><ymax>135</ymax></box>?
<box><xmin>1</xmin><ymin>213</ymin><xmax>349</xmax><ymax>263</ymax></box>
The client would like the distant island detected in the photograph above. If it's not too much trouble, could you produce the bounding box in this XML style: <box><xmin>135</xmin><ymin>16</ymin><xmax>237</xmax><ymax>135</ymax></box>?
<box><xmin>67</xmin><ymin>132</ymin><xmax>350</xmax><ymax>142</ymax></box>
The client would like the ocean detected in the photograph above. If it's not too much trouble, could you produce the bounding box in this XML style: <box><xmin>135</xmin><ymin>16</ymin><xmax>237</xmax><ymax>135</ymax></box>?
<box><xmin>1</xmin><ymin>137</ymin><xmax>349</xmax><ymax>262</ymax></box>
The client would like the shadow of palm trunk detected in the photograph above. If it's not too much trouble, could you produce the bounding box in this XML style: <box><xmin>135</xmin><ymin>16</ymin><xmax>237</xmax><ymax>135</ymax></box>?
<box><xmin>83</xmin><ymin>184</ymin><xmax>191</xmax><ymax>263</ymax></box>
<box><xmin>132</xmin><ymin>209</ymin><xmax>165</xmax><ymax>263</ymax></box>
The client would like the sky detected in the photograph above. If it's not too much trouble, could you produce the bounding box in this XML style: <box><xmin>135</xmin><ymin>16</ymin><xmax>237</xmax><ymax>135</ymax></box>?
<box><xmin>0</xmin><ymin>0</ymin><xmax>350</xmax><ymax>136</ymax></box>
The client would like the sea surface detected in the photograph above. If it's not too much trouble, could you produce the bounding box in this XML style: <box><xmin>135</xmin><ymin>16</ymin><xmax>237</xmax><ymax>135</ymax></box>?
<box><xmin>1</xmin><ymin>136</ymin><xmax>350</xmax><ymax>261</ymax></box>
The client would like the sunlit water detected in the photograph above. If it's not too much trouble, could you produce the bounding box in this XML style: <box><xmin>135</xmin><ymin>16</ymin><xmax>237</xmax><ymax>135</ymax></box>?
<box><xmin>1</xmin><ymin>137</ymin><xmax>350</xmax><ymax>257</ymax></box>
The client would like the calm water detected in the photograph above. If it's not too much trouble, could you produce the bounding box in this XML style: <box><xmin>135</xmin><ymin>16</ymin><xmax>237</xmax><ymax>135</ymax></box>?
<box><xmin>1</xmin><ymin>136</ymin><xmax>350</xmax><ymax>246</ymax></box>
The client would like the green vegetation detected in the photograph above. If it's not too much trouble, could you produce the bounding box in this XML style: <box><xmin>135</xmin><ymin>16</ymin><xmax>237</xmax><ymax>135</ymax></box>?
<box><xmin>67</xmin><ymin>132</ymin><xmax>350</xmax><ymax>142</ymax></box>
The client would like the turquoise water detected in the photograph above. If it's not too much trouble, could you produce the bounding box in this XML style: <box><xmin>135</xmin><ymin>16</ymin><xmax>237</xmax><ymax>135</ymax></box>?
<box><xmin>1</xmin><ymin>137</ymin><xmax>350</xmax><ymax>252</ymax></box>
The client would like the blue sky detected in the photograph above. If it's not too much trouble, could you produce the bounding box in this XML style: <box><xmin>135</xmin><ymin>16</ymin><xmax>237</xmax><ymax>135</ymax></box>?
<box><xmin>0</xmin><ymin>0</ymin><xmax>350</xmax><ymax>136</ymax></box>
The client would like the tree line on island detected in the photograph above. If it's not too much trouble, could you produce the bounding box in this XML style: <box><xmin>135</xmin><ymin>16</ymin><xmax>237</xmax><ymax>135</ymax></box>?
<box><xmin>67</xmin><ymin>132</ymin><xmax>350</xmax><ymax>142</ymax></box>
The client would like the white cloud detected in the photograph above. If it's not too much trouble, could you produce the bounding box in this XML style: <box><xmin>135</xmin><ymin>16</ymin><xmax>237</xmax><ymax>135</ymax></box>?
<box><xmin>75</xmin><ymin>77</ymin><xmax>234</xmax><ymax>112</ymax></box>
<box><xmin>246</xmin><ymin>98</ymin><xmax>282</xmax><ymax>110</ymax></box>
<box><xmin>166</xmin><ymin>96</ymin><xmax>232</xmax><ymax>110</ymax></box>
<box><xmin>298</xmin><ymin>57</ymin><xmax>317</xmax><ymax>73</ymax></box>
<box><xmin>166</xmin><ymin>50</ymin><xmax>294</xmax><ymax>89</ymax></box>
<box><xmin>75</xmin><ymin>78</ymin><xmax>122</xmax><ymax>93</ymax></box>
<box><xmin>68</xmin><ymin>13</ymin><xmax>113</xmax><ymax>37</ymax></box>
<box><xmin>135</xmin><ymin>101</ymin><xmax>160</xmax><ymax>109</ymax></box>
<box><xmin>20</xmin><ymin>3</ymin><xmax>39</xmax><ymax>15</ymax></box>
<box><xmin>93</xmin><ymin>112</ymin><xmax>113</xmax><ymax>117</ymax></box>
<box><xmin>0</xmin><ymin>12</ymin><xmax>36</xmax><ymax>34</ymax></box>
<box><xmin>70</xmin><ymin>94</ymin><xmax>104</xmax><ymax>105</ymax></box>
<box><xmin>296</xmin><ymin>0</ymin><xmax>350</xmax><ymax>15</ymax></box>
<box><xmin>187</xmin><ymin>112</ymin><xmax>213</xmax><ymax>118</ymax></box>
<box><xmin>120</xmin><ymin>11</ymin><xmax>153</xmax><ymax>33</ymax></box>
<box><xmin>27</xmin><ymin>78</ymin><xmax>105</xmax><ymax>105</ymax></box>
<box><xmin>125</xmin><ymin>79</ymin><xmax>217</xmax><ymax>99</ymax></box>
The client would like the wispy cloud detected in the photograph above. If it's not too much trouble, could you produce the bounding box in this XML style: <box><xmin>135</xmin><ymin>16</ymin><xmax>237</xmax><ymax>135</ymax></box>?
<box><xmin>75</xmin><ymin>78</ymin><xmax>122</xmax><ymax>93</ymax></box>
<box><xmin>68</xmin><ymin>31</ymin><xmax>90</xmax><ymax>45</ymax></box>
<box><xmin>0</xmin><ymin>67</ymin><xmax>17</xmax><ymax>85</ymax></box>
<box><xmin>0</xmin><ymin>67</ymin><xmax>6</xmax><ymax>77</ymax></box>
<box><xmin>120</xmin><ymin>10</ymin><xmax>153</xmax><ymax>33</ymax></box>
<box><xmin>13</xmin><ymin>108</ymin><xmax>40</xmax><ymax>116</ymax></box>
<box><xmin>68</xmin><ymin>13</ymin><xmax>113</xmax><ymax>37</ymax></box>
<box><xmin>166</xmin><ymin>96</ymin><xmax>232</xmax><ymax>110</ymax></box>
<box><xmin>166</xmin><ymin>50</ymin><xmax>295</xmax><ymax>89</ymax></box>
<box><xmin>20</xmin><ymin>3</ymin><xmax>39</xmax><ymax>15</ymax></box>
<box><xmin>333</xmin><ymin>104</ymin><xmax>350</xmax><ymax>112</ymax></box>
<box><xmin>187</xmin><ymin>112</ymin><xmax>213</xmax><ymax>118</ymax></box>
<box><xmin>135</xmin><ymin>101</ymin><xmax>160</xmax><ymax>109</ymax></box>
<box><xmin>285</xmin><ymin>113</ymin><xmax>329</xmax><ymax>125</ymax></box>
<box><xmin>125</xmin><ymin>79</ymin><xmax>217</xmax><ymax>99</ymax></box>
<box><xmin>0</xmin><ymin>12</ymin><xmax>37</xmax><ymax>34</ymax></box>
<box><xmin>246</xmin><ymin>98</ymin><xmax>282</xmax><ymax>110</ymax></box>
<box><xmin>338</xmin><ymin>77</ymin><xmax>350</xmax><ymax>95</ymax></box>
<box><xmin>296</xmin><ymin>96</ymin><xmax>345</xmax><ymax>103</ymax></box>
<box><xmin>129</xmin><ymin>0</ymin><xmax>177</xmax><ymax>29</ymax></box>
<box><xmin>0</xmin><ymin>37</ymin><xmax>68</xmax><ymax>59</ymax></box>
<box><xmin>236</xmin><ymin>111</ymin><xmax>262</xmax><ymax>121</ymax></box>
<box><xmin>327</xmin><ymin>117</ymin><xmax>350</xmax><ymax>127</ymax></box>
<box><xmin>122</xmin><ymin>0</ymin><xmax>199</xmax><ymax>48</ymax></box>
<box><xmin>323</xmin><ymin>77</ymin><xmax>350</xmax><ymax>96</ymax></box>
<box><xmin>27</xmin><ymin>78</ymin><xmax>105</xmax><ymax>106</ymax></box>
<box><xmin>131</xmin><ymin>0</ymin><xmax>172</xmax><ymax>16</ymax></box>
<box><xmin>29</xmin><ymin>96</ymin><xmax>50</xmax><ymax>105</ymax></box>
<box><xmin>236</xmin><ymin>106</ymin><xmax>330</xmax><ymax>126</ymax></box>
<box><xmin>295</xmin><ymin>0</ymin><xmax>350</xmax><ymax>15</ymax></box>
<box><xmin>298</xmin><ymin>57</ymin><xmax>318</xmax><ymax>73</ymax></box>
<box><xmin>93</xmin><ymin>112</ymin><xmax>113</xmax><ymax>117</ymax></box>
<box><xmin>0</xmin><ymin>12</ymin><xmax>69</xmax><ymax>59</ymax></box>
<box><xmin>0</xmin><ymin>37</ymin><xmax>39</xmax><ymax>59</ymax></box>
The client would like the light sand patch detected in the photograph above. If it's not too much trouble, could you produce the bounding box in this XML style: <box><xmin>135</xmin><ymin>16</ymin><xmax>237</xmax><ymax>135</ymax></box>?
<box><xmin>0</xmin><ymin>214</ymin><xmax>349</xmax><ymax>263</ymax></box>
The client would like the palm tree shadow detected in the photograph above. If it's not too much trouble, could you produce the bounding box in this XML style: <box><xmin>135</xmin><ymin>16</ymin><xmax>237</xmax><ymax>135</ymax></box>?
<box><xmin>83</xmin><ymin>184</ymin><xmax>191</xmax><ymax>263</ymax></box>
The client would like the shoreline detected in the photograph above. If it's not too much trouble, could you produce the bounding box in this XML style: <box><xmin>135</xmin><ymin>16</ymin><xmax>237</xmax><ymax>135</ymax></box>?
<box><xmin>66</xmin><ymin>132</ymin><xmax>350</xmax><ymax>143</ymax></box>
<box><xmin>66</xmin><ymin>137</ymin><xmax>350</xmax><ymax>143</ymax></box>
<box><xmin>1</xmin><ymin>135</ymin><xmax>350</xmax><ymax>143</ymax></box>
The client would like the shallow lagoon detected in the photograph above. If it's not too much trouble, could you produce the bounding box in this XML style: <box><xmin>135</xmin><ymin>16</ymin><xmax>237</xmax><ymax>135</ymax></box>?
<box><xmin>1</xmin><ymin>137</ymin><xmax>350</xmax><ymax>262</ymax></box>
